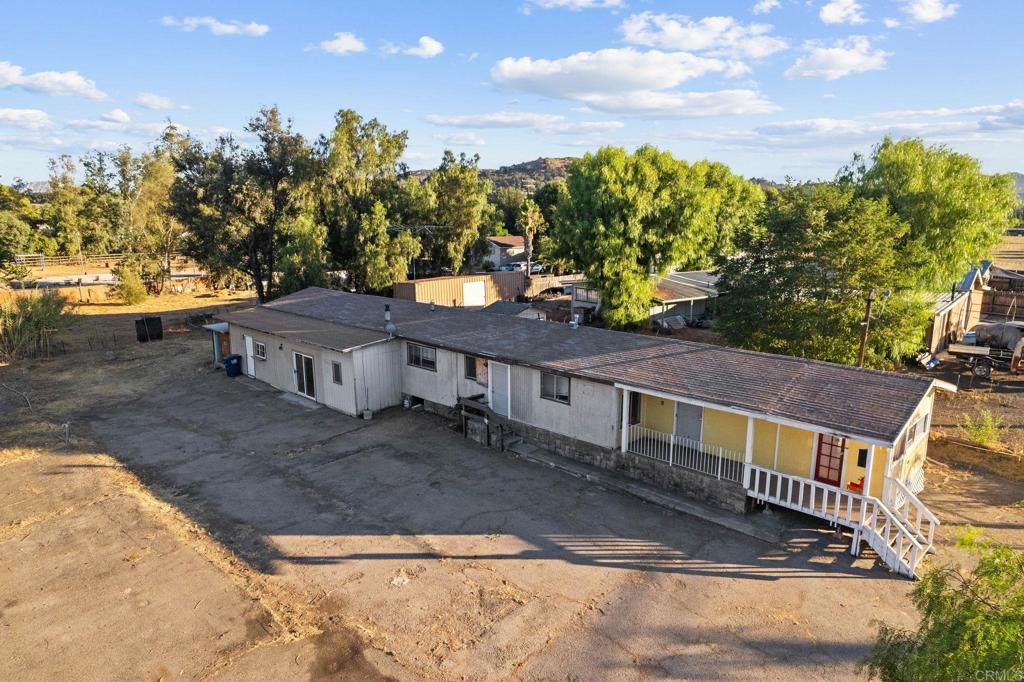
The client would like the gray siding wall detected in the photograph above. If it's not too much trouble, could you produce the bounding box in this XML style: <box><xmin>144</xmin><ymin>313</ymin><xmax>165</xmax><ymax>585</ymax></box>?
<box><xmin>400</xmin><ymin>341</ymin><xmax>459</xmax><ymax>406</ymax></box>
<box><xmin>509</xmin><ymin>365</ymin><xmax>619</xmax><ymax>450</ymax></box>
<box><xmin>228</xmin><ymin>323</ymin><xmax>359</xmax><ymax>416</ymax></box>
<box><xmin>352</xmin><ymin>341</ymin><xmax>402</xmax><ymax>412</ymax></box>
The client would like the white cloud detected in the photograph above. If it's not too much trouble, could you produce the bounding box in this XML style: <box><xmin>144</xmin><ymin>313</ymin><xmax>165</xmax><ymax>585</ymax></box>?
<box><xmin>819</xmin><ymin>0</ymin><xmax>867</xmax><ymax>25</ymax></box>
<box><xmin>0</xmin><ymin>132</ymin><xmax>64</xmax><ymax>151</ymax></box>
<box><xmin>753</xmin><ymin>0</ymin><xmax>781</xmax><ymax>14</ymax></box>
<box><xmin>492</xmin><ymin>48</ymin><xmax>732</xmax><ymax>99</ymax></box>
<box><xmin>620</xmin><ymin>12</ymin><xmax>788</xmax><ymax>59</ymax></box>
<box><xmin>883</xmin><ymin>17</ymin><xmax>902</xmax><ymax>28</ymax></box>
<box><xmin>318</xmin><ymin>32</ymin><xmax>367</xmax><ymax>55</ymax></box>
<box><xmin>901</xmin><ymin>0</ymin><xmax>958</xmax><ymax>23</ymax></box>
<box><xmin>161</xmin><ymin>16</ymin><xmax>269</xmax><ymax>37</ymax></box>
<box><xmin>67</xmin><ymin>110</ymin><xmax>170</xmax><ymax>137</ymax></box>
<box><xmin>0</xmin><ymin>108</ymin><xmax>55</xmax><ymax>130</ymax></box>
<box><xmin>384</xmin><ymin>36</ymin><xmax>444</xmax><ymax>59</ymax></box>
<box><xmin>524</xmin><ymin>0</ymin><xmax>625</xmax><ymax>9</ymax></box>
<box><xmin>433</xmin><ymin>132</ymin><xmax>486</xmax><ymax>146</ymax></box>
<box><xmin>0</xmin><ymin>60</ymin><xmax>106</xmax><ymax>100</ymax></box>
<box><xmin>580</xmin><ymin>89</ymin><xmax>780</xmax><ymax>117</ymax></box>
<box><xmin>425</xmin><ymin>110</ymin><xmax>624</xmax><ymax>134</ymax></box>
<box><xmin>785</xmin><ymin>36</ymin><xmax>889</xmax><ymax>80</ymax></box>
<box><xmin>134</xmin><ymin>92</ymin><xmax>190</xmax><ymax>110</ymax></box>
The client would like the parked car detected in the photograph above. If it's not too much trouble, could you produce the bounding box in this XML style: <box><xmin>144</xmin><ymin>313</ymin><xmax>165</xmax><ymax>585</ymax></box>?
<box><xmin>530</xmin><ymin>262</ymin><xmax>545</xmax><ymax>274</ymax></box>
<box><xmin>500</xmin><ymin>262</ymin><xmax>527</xmax><ymax>272</ymax></box>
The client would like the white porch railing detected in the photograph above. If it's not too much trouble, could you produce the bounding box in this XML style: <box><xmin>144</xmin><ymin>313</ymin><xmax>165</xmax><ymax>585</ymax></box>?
<box><xmin>884</xmin><ymin>476</ymin><xmax>939</xmax><ymax>550</ymax></box>
<box><xmin>747</xmin><ymin>465</ymin><xmax>930</xmax><ymax>578</ymax></box>
<box><xmin>626</xmin><ymin>424</ymin><xmax>744</xmax><ymax>483</ymax></box>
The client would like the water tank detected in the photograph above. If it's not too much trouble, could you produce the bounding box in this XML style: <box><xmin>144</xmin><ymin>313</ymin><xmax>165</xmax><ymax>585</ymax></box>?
<box><xmin>224</xmin><ymin>354</ymin><xmax>243</xmax><ymax>377</ymax></box>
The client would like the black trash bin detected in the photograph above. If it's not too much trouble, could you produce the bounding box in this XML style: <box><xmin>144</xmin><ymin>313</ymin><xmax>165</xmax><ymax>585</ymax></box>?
<box><xmin>224</xmin><ymin>354</ymin><xmax>243</xmax><ymax>377</ymax></box>
<box><xmin>135</xmin><ymin>316</ymin><xmax>163</xmax><ymax>342</ymax></box>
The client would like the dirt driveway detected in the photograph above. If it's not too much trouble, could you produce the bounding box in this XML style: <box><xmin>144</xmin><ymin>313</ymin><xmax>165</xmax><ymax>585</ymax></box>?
<box><xmin>2</xmin><ymin>321</ymin><xmax>929</xmax><ymax>681</ymax></box>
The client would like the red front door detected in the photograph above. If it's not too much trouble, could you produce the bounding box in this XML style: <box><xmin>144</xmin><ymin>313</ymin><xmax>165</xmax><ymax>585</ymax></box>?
<box><xmin>814</xmin><ymin>434</ymin><xmax>846</xmax><ymax>486</ymax></box>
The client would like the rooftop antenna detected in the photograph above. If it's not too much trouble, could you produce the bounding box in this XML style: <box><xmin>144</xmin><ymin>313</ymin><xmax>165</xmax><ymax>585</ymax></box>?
<box><xmin>384</xmin><ymin>304</ymin><xmax>397</xmax><ymax>337</ymax></box>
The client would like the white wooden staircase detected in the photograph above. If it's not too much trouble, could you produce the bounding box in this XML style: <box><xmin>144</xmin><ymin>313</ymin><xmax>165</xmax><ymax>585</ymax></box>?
<box><xmin>746</xmin><ymin>465</ymin><xmax>939</xmax><ymax>578</ymax></box>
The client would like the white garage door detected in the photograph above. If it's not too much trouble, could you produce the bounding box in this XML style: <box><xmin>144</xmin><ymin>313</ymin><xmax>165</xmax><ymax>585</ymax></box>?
<box><xmin>463</xmin><ymin>281</ymin><xmax>485</xmax><ymax>307</ymax></box>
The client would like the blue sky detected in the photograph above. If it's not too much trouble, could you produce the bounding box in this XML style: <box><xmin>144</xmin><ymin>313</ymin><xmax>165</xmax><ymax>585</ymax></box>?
<box><xmin>1</xmin><ymin>0</ymin><xmax>1021</xmax><ymax>183</ymax></box>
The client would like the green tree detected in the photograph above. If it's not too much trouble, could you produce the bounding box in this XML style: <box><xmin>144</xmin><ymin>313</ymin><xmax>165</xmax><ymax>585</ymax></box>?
<box><xmin>135</xmin><ymin>128</ymin><xmax>188</xmax><ymax>293</ymax></box>
<box><xmin>863</xmin><ymin>530</ymin><xmax>1024</xmax><ymax>681</ymax></box>
<box><xmin>315</xmin><ymin>109</ymin><xmax>411</xmax><ymax>271</ymax></box>
<box><xmin>45</xmin><ymin>156</ymin><xmax>85</xmax><ymax>256</ymax></box>
<box><xmin>78</xmin><ymin>150</ymin><xmax>122</xmax><ymax>254</ymax></box>
<box><xmin>0</xmin><ymin>212</ymin><xmax>32</xmax><ymax>263</ymax></box>
<box><xmin>350</xmin><ymin>201</ymin><xmax>421</xmax><ymax>292</ymax></box>
<box><xmin>172</xmin><ymin>106</ymin><xmax>312</xmax><ymax>302</ymax></box>
<box><xmin>533</xmin><ymin>178</ymin><xmax>568</xmax><ymax>227</ymax></box>
<box><xmin>425</xmin><ymin>151</ymin><xmax>490</xmax><ymax>273</ymax></box>
<box><xmin>493</xmin><ymin>186</ymin><xmax>527</xmax><ymax>233</ymax></box>
<box><xmin>516</xmin><ymin>198</ymin><xmax>545</xmax><ymax>274</ymax></box>
<box><xmin>845</xmin><ymin>137</ymin><xmax>1019</xmax><ymax>290</ymax></box>
<box><xmin>715</xmin><ymin>183</ymin><xmax>930</xmax><ymax>367</ymax></box>
<box><xmin>111</xmin><ymin>261</ymin><xmax>147</xmax><ymax>305</ymax></box>
<box><xmin>687</xmin><ymin>161</ymin><xmax>765</xmax><ymax>268</ymax></box>
<box><xmin>278</xmin><ymin>212</ymin><xmax>329</xmax><ymax>295</ymax></box>
<box><xmin>550</xmin><ymin>146</ymin><xmax>716</xmax><ymax>328</ymax></box>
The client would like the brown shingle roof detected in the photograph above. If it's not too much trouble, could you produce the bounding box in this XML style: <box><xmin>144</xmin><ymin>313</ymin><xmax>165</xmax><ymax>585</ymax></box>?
<box><xmin>487</xmin><ymin>235</ymin><xmax>525</xmax><ymax>248</ymax></box>
<box><xmin>218</xmin><ymin>306</ymin><xmax>389</xmax><ymax>352</ymax></box>
<box><xmin>253</xmin><ymin>288</ymin><xmax>934</xmax><ymax>445</ymax></box>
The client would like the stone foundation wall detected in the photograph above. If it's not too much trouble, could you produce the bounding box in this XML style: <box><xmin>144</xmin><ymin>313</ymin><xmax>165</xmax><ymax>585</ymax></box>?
<box><xmin>462</xmin><ymin>409</ymin><xmax>748</xmax><ymax>514</ymax></box>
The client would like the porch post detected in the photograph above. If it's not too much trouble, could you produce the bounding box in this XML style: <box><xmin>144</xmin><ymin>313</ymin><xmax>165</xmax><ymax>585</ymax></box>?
<box><xmin>619</xmin><ymin>388</ymin><xmax>630</xmax><ymax>453</ymax></box>
<box><xmin>864</xmin><ymin>444</ymin><xmax>876</xmax><ymax>499</ymax></box>
<box><xmin>743</xmin><ymin>416</ymin><xmax>754</xmax><ymax>488</ymax></box>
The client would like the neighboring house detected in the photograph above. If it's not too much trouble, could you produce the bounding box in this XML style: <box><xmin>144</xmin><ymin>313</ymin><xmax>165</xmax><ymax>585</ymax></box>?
<box><xmin>219</xmin><ymin>287</ymin><xmax>953</xmax><ymax>577</ymax></box>
<box><xmin>481</xmin><ymin>301</ymin><xmax>547</xmax><ymax>320</ymax></box>
<box><xmin>486</xmin><ymin>235</ymin><xmax>526</xmax><ymax>267</ymax></box>
<box><xmin>567</xmin><ymin>270</ymin><xmax>719</xmax><ymax>323</ymax></box>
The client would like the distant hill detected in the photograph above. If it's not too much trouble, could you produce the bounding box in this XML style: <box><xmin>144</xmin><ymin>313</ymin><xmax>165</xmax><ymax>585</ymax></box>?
<box><xmin>410</xmin><ymin>157</ymin><xmax>576</xmax><ymax>194</ymax></box>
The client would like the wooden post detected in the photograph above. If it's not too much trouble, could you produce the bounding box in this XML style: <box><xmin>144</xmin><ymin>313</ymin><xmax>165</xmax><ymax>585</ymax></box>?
<box><xmin>864</xmin><ymin>444</ymin><xmax>876</xmax><ymax>499</ymax></box>
<box><xmin>743</xmin><ymin>416</ymin><xmax>754</xmax><ymax>488</ymax></box>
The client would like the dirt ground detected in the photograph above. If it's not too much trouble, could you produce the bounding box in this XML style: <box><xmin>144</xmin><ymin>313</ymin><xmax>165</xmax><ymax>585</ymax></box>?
<box><xmin>1</xmin><ymin>294</ymin><xmax>1022</xmax><ymax>681</ymax></box>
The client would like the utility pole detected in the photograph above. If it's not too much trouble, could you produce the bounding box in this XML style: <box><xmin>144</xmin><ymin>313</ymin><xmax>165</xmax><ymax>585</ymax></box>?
<box><xmin>857</xmin><ymin>290</ymin><xmax>876</xmax><ymax>368</ymax></box>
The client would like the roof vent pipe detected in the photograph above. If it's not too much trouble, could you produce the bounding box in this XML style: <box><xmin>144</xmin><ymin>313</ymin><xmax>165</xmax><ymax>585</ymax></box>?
<box><xmin>430</xmin><ymin>301</ymin><xmax>435</xmax><ymax>312</ymax></box>
<box><xmin>384</xmin><ymin>304</ymin><xmax>397</xmax><ymax>337</ymax></box>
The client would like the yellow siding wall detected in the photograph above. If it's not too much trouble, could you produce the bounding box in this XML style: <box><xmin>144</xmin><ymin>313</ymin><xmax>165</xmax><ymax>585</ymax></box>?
<box><xmin>702</xmin><ymin>408</ymin><xmax>747</xmax><ymax>453</ymax></box>
<box><xmin>777</xmin><ymin>425</ymin><xmax>814</xmax><ymax>477</ymax></box>
<box><xmin>839</xmin><ymin>439</ymin><xmax>870</xmax><ymax>490</ymax></box>
<box><xmin>752</xmin><ymin>419</ymin><xmax>777</xmax><ymax>467</ymax></box>
<box><xmin>869</xmin><ymin>448</ymin><xmax>888</xmax><ymax>498</ymax></box>
<box><xmin>640</xmin><ymin>394</ymin><xmax>675</xmax><ymax>433</ymax></box>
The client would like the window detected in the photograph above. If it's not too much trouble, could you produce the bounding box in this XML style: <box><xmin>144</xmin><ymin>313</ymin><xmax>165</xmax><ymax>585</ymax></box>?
<box><xmin>627</xmin><ymin>391</ymin><xmax>641</xmax><ymax>425</ymax></box>
<box><xmin>540</xmin><ymin>372</ymin><xmax>570</xmax><ymax>404</ymax></box>
<box><xmin>407</xmin><ymin>343</ymin><xmax>437</xmax><ymax>371</ymax></box>
<box><xmin>464</xmin><ymin>355</ymin><xmax>477</xmax><ymax>380</ymax></box>
<box><xmin>253</xmin><ymin>341</ymin><xmax>267</xmax><ymax>360</ymax></box>
<box><xmin>332</xmin><ymin>361</ymin><xmax>343</xmax><ymax>385</ymax></box>
<box><xmin>904</xmin><ymin>413</ymin><xmax>930</xmax><ymax>452</ymax></box>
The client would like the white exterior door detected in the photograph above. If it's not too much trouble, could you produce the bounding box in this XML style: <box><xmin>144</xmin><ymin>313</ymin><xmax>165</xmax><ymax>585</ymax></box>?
<box><xmin>463</xmin><ymin>281</ymin><xmax>485</xmax><ymax>307</ymax></box>
<box><xmin>243</xmin><ymin>335</ymin><xmax>255</xmax><ymax>377</ymax></box>
<box><xmin>488</xmin><ymin>361</ymin><xmax>510</xmax><ymax>417</ymax></box>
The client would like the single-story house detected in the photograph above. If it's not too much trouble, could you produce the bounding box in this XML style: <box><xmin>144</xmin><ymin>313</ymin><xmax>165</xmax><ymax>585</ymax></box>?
<box><xmin>218</xmin><ymin>287</ymin><xmax>953</xmax><ymax>577</ymax></box>
<box><xmin>486</xmin><ymin>235</ymin><xmax>526</xmax><ymax>267</ymax></box>
<box><xmin>568</xmin><ymin>270</ymin><xmax>719</xmax><ymax>323</ymax></box>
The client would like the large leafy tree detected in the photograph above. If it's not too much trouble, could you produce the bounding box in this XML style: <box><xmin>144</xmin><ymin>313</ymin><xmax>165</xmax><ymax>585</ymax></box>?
<box><xmin>424</xmin><ymin>151</ymin><xmax>490</xmax><ymax>273</ymax></box>
<box><xmin>863</xmin><ymin>530</ymin><xmax>1024</xmax><ymax>681</ymax></box>
<box><xmin>845</xmin><ymin>137</ymin><xmax>1019</xmax><ymax>290</ymax></box>
<box><xmin>492</xmin><ymin>186</ymin><xmax>527</xmax><ymax>234</ymax></box>
<box><xmin>277</xmin><ymin>212</ymin><xmax>330</xmax><ymax>295</ymax></box>
<box><xmin>550</xmin><ymin>145</ymin><xmax>725</xmax><ymax>327</ymax></box>
<box><xmin>314</xmin><ymin>109</ymin><xmax>410</xmax><ymax>271</ymax></box>
<box><xmin>715</xmin><ymin>183</ymin><xmax>930</xmax><ymax>367</ymax></box>
<box><xmin>45</xmin><ymin>156</ymin><xmax>85</xmax><ymax>256</ymax></box>
<box><xmin>350</xmin><ymin>201</ymin><xmax>422</xmax><ymax>292</ymax></box>
<box><xmin>687</xmin><ymin>160</ymin><xmax>765</xmax><ymax>269</ymax></box>
<box><xmin>172</xmin><ymin>106</ymin><xmax>311</xmax><ymax>302</ymax></box>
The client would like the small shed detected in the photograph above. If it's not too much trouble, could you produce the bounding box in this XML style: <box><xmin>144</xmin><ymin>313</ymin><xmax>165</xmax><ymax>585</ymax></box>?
<box><xmin>202</xmin><ymin>322</ymin><xmax>231</xmax><ymax>365</ymax></box>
